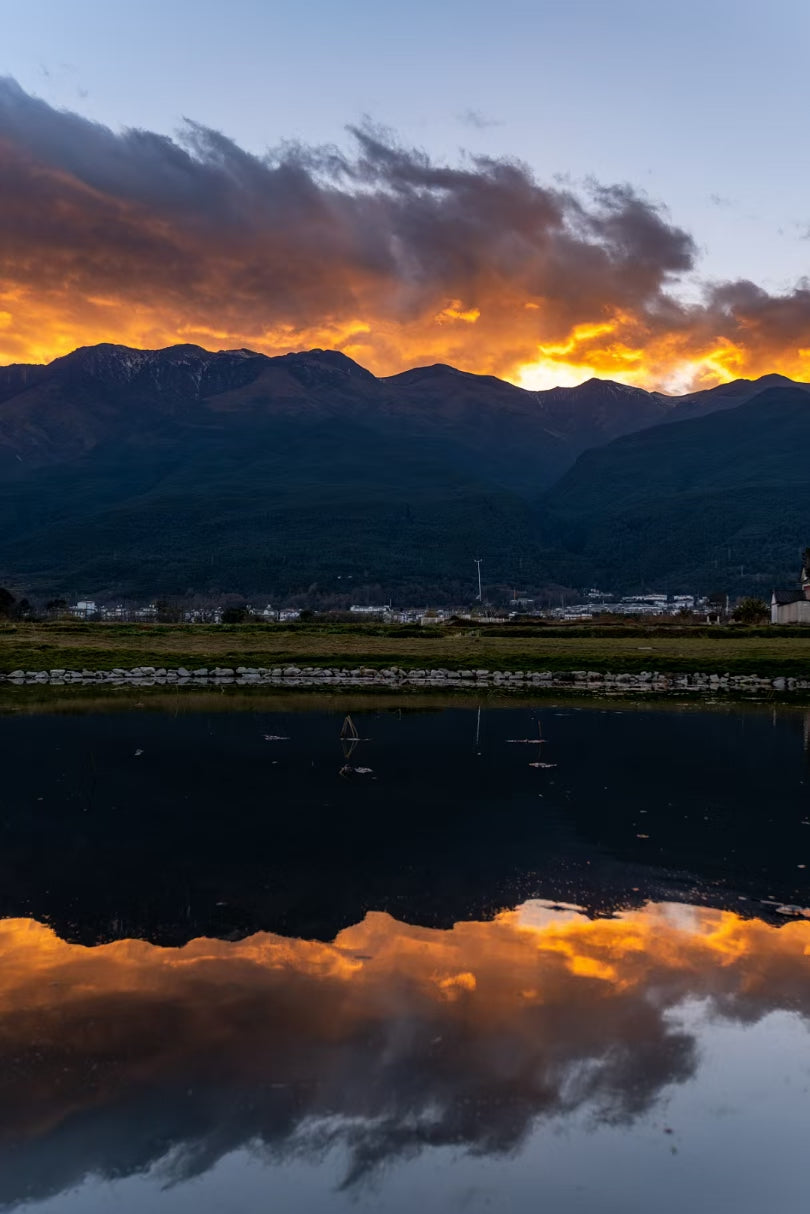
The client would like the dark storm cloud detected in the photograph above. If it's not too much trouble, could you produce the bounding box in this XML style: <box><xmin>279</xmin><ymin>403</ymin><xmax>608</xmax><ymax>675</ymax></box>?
<box><xmin>1</xmin><ymin>75</ymin><xmax>810</xmax><ymax>386</ymax></box>
<box><xmin>0</xmin><ymin>76</ymin><xmax>704</xmax><ymax>373</ymax></box>
<box><xmin>706</xmin><ymin>277</ymin><xmax>810</xmax><ymax>345</ymax></box>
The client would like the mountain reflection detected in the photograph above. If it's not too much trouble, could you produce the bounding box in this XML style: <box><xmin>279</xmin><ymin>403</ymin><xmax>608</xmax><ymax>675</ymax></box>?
<box><xmin>1</xmin><ymin>902</ymin><xmax>809</xmax><ymax>1205</ymax></box>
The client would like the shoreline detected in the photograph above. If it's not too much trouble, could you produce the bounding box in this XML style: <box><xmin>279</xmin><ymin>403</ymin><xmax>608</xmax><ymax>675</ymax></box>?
<box><xmin>2</xmin><ymin>663</ymin><xmax>808</xmax><ymax>695</ymax></box>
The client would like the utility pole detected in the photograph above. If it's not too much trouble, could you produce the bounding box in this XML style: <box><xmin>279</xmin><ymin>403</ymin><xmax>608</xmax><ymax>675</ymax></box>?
<box><xmin>475</xmin><ymin>558</ymin><xmax>483</xmax><ymax>602</ymax></box>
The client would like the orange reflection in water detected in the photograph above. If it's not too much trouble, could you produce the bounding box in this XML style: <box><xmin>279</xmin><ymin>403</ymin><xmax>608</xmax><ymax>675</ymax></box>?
<box><xmin>1</xmin><ymin>902</ymin><xmax>809</xmax><ymax>1151</ymax></box>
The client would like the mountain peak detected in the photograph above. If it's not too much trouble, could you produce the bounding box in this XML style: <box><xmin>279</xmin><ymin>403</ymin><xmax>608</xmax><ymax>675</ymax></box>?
<box><xmin>545</xmin><ymin>377</ymin><xmax>651</xmax><ymax>399</ymax></box>
<box><xmin>153</xmin><ymin>344</ymin><xmax>211</xmax><ymax>362</ymax></box>
<box><xmin>276</xmin><ymin>348</ymin><xmax>377</xmax><ymax>382</ymax></box>
<box><xmin>753</xmin><ymin>372</ymin><xmax>799</xmax><ymax>387</ymax></box>
<box><xmin>52</xmin><ymin>343</ymin><xmax>154</xmax><ymax>379</ymax></box>
<box><xmin>382</xmin><ymin>363</ymin><xmax>518</xmax><ymax>393</ymax></box>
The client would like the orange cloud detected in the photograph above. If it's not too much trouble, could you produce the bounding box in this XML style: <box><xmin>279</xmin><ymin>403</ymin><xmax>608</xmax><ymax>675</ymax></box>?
<box><xmin>2</xmin><ymin>78</ymin><xmax>810</xmax><ymax>392</ymax></box>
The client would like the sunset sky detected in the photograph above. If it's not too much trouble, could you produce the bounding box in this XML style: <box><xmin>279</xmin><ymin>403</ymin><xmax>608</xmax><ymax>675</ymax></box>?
<box><xmin>3</xmin><ymin>0</ymin><xmax>810</xmax><ymax>390</ymax></box>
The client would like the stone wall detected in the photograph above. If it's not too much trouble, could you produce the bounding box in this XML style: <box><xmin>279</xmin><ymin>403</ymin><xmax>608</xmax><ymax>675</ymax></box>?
<box><xmin>0</xmin><ymin>666</ymin><xmax>806</xmax><ymax>694</ymax></box>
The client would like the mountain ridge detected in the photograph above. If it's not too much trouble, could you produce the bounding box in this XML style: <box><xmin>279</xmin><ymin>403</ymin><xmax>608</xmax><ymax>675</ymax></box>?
<box><xmin>0</xmin><ymin>343</ymin><xmax>809</xmax><ymax>600</ymax></box>
<box><xmin>2</xmin><ymin>341</ymin><xmax>805</xmax><ymax>469</ymax></box>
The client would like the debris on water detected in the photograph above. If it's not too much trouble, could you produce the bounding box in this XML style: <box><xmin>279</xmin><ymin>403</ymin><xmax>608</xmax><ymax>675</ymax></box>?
<box><xmin>338</xmin><ymin>715</ymin><xmax>369</xmax><ymax>742</ymax></box>
<box><xmin>636</xmin><ymin>833</ymin><xmax>650</xmax><ymax>839</ymax></box>
<box><xmin>134</xmin><ymin>749</ymin><xmax>144</xmax><ymax>756</ymax></box>
<box><xmin>340</xmin><ymin>714</ymin><xmax>359</xmax><ymax>740</ymax></box>
<box><xmin>263</xmin><ymin>734</ymin><xmax>290</xmax><ymax>741</ymax></box>
<box><xmin>529</xmin><ymin>761</ymin><xmax>557</xmax><ymax>768</ymax></box>
<box><xmin>354</xmin><ymin>766</ymin><xmax>374</xmax><ymax>775</ymax></box>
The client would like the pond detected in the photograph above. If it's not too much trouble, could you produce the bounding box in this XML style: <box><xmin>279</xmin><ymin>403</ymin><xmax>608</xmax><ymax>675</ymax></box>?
<box><xmin>0</xmin><ymin>698</ymin><xmax>808</xmax><ymax>1212</ymax></box>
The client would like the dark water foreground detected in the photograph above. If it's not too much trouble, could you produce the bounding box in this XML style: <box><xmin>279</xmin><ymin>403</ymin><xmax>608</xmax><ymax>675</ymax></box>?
<box><xmin>0</xmin><ymin>699</ymin><xmax>808</xmax><ymax>1212</ymax></box>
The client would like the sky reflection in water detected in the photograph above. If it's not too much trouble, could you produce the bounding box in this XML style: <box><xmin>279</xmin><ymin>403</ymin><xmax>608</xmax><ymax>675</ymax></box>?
<box><xmin>1</xmin><ymin>901</ymin><xmax>809</xmax><ymax>1212</ymax></box>
<box><xmin>0</xmin><ymin>700</ymin><xmax>809</xmax><ymax>1211</ymax></box>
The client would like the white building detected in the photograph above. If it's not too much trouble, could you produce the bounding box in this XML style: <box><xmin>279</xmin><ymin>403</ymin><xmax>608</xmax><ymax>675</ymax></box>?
<box><xmin>70</xmin><ymin>600</ymin><xmax>98</xmax><ymax>619</ymax></box>
<box><xmin>672</xmin><ymin>595</ymin><xmax>695</xmax><ymax>610</ymax></box>
<box><xmin>771</xmin><ymin>550</ymin><xmax>810</xmax><ymax>623</ymax></box>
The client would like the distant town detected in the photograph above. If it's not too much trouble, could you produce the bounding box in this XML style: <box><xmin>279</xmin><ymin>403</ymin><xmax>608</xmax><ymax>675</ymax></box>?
<box><xmin>50</xmin><ymin>589</ymin><xmax>715</xmax><ymax>625</ymax></box>
<box><xmin>16</xmin><ymin>552</ymin><xmax>810</xmax><ymax>627</ymax></box>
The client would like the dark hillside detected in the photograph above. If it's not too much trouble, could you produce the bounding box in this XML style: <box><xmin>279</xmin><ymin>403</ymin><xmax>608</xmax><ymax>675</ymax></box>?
<box><xmin>542</xmin><ymin>387</ymin><xmax>810</xmax><ymax>593</ymax></box>
<box><xmin>0</xmin><ymin>343</ymin><xmax>807</xmax><ymax>599</ymax></box>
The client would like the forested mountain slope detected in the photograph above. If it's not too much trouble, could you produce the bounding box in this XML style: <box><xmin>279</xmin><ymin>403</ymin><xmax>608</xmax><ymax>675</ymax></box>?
<box><xmin>0</xmin><ymin>343</ymin><xmax>805</xmax><ymax>599</ymax></box>
<box><xmin>541</xmin><ymin>386</ymin><xmax>810</xmax><ymax>595</ymax></box>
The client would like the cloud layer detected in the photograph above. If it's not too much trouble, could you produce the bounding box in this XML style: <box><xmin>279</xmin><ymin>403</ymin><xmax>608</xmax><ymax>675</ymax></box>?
<box><xmin>1</xmin><ymin>77</ymin><xmax>810</xmax><ymax>389</ymax></box>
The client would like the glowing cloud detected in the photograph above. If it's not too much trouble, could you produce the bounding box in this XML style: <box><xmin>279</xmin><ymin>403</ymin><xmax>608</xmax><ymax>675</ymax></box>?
<box><xmin>2</xmin><ymin>77</ymin><xmax>810</xmax><ymax>389</ymax></box>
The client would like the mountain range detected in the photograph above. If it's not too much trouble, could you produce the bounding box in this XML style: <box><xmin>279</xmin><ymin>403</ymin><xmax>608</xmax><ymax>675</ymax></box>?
<box><xmin>0</xmin><ymin>342</ymin><xmax>807</xmax><ymax>602</ymax></box>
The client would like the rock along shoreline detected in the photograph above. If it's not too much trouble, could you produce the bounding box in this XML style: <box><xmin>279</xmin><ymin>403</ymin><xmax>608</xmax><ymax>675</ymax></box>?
<box><xmin>0</xmin><ymin>665</ymin><xmax>807</xmax><ymax>694</ymax></box>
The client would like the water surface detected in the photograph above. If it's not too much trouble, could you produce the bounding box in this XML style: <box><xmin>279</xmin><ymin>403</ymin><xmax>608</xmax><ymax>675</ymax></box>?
<box><xmin>0</xmin><ymin>699</ymin><xmax>808</xmax><ymax>1211</ymax></box>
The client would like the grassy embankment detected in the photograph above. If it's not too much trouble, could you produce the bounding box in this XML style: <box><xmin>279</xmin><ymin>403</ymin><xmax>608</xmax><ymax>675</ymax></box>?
<box><xmin>3</xmin><ymin>620</ymin><xmax>810</xmax><ymax>677</ymax></box>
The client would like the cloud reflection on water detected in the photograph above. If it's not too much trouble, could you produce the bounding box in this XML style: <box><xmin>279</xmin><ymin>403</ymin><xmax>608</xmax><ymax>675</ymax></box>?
<box><xmin>0</xmin><ymin>902</ymin><xmax>809</xmax><ymax>1204</ymax></box>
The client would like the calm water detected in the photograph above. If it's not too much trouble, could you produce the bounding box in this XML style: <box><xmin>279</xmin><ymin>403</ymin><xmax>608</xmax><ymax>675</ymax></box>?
<box><xmin>0</xmin><ymin>698</ymin><xmax>808</xmax><ymax>1212</ymax></box>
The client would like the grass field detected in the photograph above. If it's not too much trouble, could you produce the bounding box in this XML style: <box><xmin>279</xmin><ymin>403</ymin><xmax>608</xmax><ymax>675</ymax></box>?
<box><xmin>4</xmin><ymin>620</ymin><xmax>810</xmax><ymax>676</ymax></box>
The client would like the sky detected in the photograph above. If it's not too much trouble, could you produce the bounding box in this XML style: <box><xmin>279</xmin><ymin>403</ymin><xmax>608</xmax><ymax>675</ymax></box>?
<box><xmin>2</xmin><ymin>0</ymin><xmax>810</xmax><ymax>389</ymax></box>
